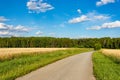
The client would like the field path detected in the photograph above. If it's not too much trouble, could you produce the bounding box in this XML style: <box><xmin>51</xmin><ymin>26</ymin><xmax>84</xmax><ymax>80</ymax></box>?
<box><xmin>16</xmin><ymin>52</ymin><xmax>95</xmax><ymax>80</ymax></box>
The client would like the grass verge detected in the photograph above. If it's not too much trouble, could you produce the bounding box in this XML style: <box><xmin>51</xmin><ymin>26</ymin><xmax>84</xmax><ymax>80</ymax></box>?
<box><xmin>93</xmin><ymin>51</ymin><xmax>120</xmax><ymax>80</ymax></box>
<box><xmin>0</xmin><ymin>48</ymin><xmax>92</xmax><ymax>80</ymax></box>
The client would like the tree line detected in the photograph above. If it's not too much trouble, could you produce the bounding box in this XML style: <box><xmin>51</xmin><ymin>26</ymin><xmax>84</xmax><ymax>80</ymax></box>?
<box><xmin>0</xmin><ymin>37</ymin><xmax>120</xmax><ymax>49</ymax></box>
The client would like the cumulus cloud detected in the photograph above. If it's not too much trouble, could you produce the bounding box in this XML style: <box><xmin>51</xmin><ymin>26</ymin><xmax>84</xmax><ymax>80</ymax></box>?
<box><xmin>0</xmin><ymin>16</ymin><xmax>9</xmax><ymax>22</ymax></box>
<box><xmin>36</xmin><ymin>31</ymin><xmax>43</xmax><ymax>35</ymax></box>
<box><xmin>77</xmin><ymin>9</ymin><xmax>82</xmax><ymax>14</ymax></box>
<box><xmin>14</xmin><ymin>25</ymin><xmax>28</xmax><ymax>32</ymax></box>
<box><xmin>87</xmin><ymin>21</ymin><xmax>120</xmax><ymax>30</ymax></box>
<box><xmin>0</xmin><ymin>23</ymin><xmax>29</xmax><ymax>36</ymax></box>
<box><xmin>68</xmin><ymin>15</ymin><xmax>89</xmax><ymax>24</ymax></box>
<box><xmin>68</xmin><ymin>11</ymin><xmax>110</xmax><ymax>24</ymax></box>
<box><xmin>27</xmin><ymin>0</ymin><xmax>54</xmax><ymax>13</ymax></box>
<box><xmin>0</xmin><ymin>31</ymin><xmax>11</xmax><ymax>36</ymax></box>
<box><xmin>0</xmin><ymin>23</ymin><xmax>8</xmax><ymax>30</ymax></box>
<box><xmin>96</xmin><ymin>0</ymin><xmax>115</xmax><ymax>6</ymax></box>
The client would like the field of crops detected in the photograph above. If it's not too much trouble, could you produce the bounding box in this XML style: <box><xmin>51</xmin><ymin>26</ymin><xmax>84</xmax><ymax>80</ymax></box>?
<box><xmin>0</xmin><ymin>48</ymin><xmax>92</xmax><ymax>80</ymax></box>
<box><xmin>0</xmin><ymin>48</ymin><xmax>67</xmax><ymax>60</ymax></box>
<box><xmin>101</xmin><ymin>49</ymin><xmax>120</xmax><ymax>61</ymax></box>
<box><xmin>93</xmin><ymin>49</ymin><xmax>120</xmax><ymax>80</ymax></box>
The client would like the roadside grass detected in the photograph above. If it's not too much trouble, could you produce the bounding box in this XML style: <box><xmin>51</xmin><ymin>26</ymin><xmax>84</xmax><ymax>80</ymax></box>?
<box><xmin>93</xmin><ymin>51</ymin><xmax>120</xmax><ymax>80</ymax></box>
<box><xmin>0</xmin><ymin>48</ymin><xmax>67</xmax><ymax>61</ymax></box>
<box><xmin>0</xmin><ymin>48</ymin><xmax>92</xmax><ymax>80</ymax></box>
<box><xmin>101</xmin><ymin>49</ymin><xmax>120</xmax><ymax>63</ymax></box>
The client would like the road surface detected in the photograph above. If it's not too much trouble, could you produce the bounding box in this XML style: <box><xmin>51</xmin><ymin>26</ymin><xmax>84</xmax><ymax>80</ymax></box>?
<box><xmin>16</xmin><ymin>51</ymin><xmax>95</xmax><ymax>80</ymax></box>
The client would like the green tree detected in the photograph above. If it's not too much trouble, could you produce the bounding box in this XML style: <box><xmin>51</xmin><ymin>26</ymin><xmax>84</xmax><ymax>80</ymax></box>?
<box><xmin>94</xmin><ymin>43</ymin><xmax>102</xmax><ymax>50</ymax></box>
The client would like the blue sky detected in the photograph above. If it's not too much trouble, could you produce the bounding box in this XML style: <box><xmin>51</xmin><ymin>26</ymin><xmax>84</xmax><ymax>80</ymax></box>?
<box><xmin>0</xmin><ymin>0</ymin><xmax>120</xmax><ymax>38</ymax></box>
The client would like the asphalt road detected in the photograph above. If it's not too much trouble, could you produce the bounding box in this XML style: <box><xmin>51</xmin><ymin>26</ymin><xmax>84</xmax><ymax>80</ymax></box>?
<box><xmin>16</xmin><ymin>51</ymin><xmax>95</xmax><ymax>80</ymax></box>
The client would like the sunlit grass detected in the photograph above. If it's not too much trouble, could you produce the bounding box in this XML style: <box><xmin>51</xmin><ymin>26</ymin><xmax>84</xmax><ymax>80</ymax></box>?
<box><xmin>0</xmin><ymin>48</ymin><xmax>67</xmax><ymax>61</ymax></box>
<box><xmin>101</xmin><ymin>49</ymin><xmax>120</xmax><ymax>62</ymax></box>
<box><xmin>93</xmin><ymin>51</ymin><xmax>120</xmax><ymax>80</ymax></box>
<box><xmin>0</xmin><ymin>48</ymin><xmax>92</xmax><ymax>80</ymax></box>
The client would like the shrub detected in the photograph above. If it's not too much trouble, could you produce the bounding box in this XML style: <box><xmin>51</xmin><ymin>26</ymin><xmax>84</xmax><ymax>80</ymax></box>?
<box><xmin>94</xmin><ymin>43</ymin><xmax>101</xmax><ymax>50</ymax></box>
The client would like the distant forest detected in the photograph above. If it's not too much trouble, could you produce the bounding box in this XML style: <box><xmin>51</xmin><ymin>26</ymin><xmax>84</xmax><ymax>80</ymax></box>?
<box><xmin>0</xmin><ymin>37</ymin><xmax>120</xmax><ymax>49</ymax></box>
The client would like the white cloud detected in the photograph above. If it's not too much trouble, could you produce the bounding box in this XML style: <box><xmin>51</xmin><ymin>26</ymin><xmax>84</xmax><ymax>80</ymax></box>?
<box><xmin>101</xmin><ymin>21</ymin><xmax>120</xmax><ymax>28</ymax></box>
<box><xmin>87</xmin><ymin>21</ymin><xmax>120</xmax><ymax>30</ymax></box>
<box><xmin>93</xmin><ymin>15</ymin><xmax>110</xmax><ymax>20</ymax></box>
<box><xmin>14</xmin><ymin>25</ymin><xmax>28</xmax><ymax>32</ymax></box>
<box><xmin>0</xmin><ymin>31</ymin><xmax>11</xmax><ymax>36</ymax></box>
<box><xmin>0</xmin><ymin>23</ymin><xmax>8</xmax><ymax>30</ymax></box>
<box><xmin>0</xmin><ymin>16</ymin><xmax>9</xmax><ymax>22</ymax></box>
<box><xmin>68</xmin><ymin>15</ymin><xmax>89</xmax><ymax>24</ymax></box>
<box><xmin>0</xmin><ymin>23</ymin><xmax>29</xmax><ymax>36</ymax></box>
<box><xmin>87</xmin><ymin>11</ymin><xmax>110</xmax><ymax>20</ymax></box>
<box><xmin>96</xmin><ymin>0</ymin><xmax>115</xmax><ymax>6</ymax></box>
<box><xmin>36</xmin><ymin>31</ymin><xmax>43</xmax><ymax>35</ymax></box>
<box><xmin>77</xmin><ymin>9</ymin><xmax>82</xmax><ymax>14</ymax></box>
<box><xmin>27</xmin><ymin>0</ymin><xmax>54</xmax><ymax>13</ymax></box>
<box><xmin>68</xmin><ymin>11</ymin><xmax>110</xmax><ymax>24</ymax></box>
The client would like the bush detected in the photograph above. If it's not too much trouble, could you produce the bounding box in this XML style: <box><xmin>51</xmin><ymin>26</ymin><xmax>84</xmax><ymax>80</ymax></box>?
<box><xmin>94</xmin><ymin>43</ymin><xmax>101</xmax><ymax>50</ymax></box>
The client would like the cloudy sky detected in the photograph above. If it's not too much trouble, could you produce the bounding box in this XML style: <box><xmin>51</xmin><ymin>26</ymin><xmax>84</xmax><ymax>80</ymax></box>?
<box><xmin>0</xmin><ymin>0</ymin><xmax>120</xmax><ymax>38</ymax></box>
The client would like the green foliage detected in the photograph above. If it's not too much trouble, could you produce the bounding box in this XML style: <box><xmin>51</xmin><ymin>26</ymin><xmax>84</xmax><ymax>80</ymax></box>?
<box><xmin>93</xmin><ymin>51</ymin><xmax>120</xmax><ymax>80</ymax></box>
<box><xmin>0</xmin><ymin>48</ymin><xmax>92</xmax><ymax>80</ymax></box>
<box><xmin>94</xmin><ymin>43</ymin><xmax>102</xmax><ymax>50</ymax></box>
<box><xmin>0</xmin><ymin>37</ymin><xmax>120</xmax><ymax>49</ymax></box>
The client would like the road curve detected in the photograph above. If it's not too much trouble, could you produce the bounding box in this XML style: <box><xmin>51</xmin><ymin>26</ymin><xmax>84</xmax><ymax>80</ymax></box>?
<box><xmin>16</xmin><ymin>52</ymin><xmax>95</xmax><ymax>80</ymax></box>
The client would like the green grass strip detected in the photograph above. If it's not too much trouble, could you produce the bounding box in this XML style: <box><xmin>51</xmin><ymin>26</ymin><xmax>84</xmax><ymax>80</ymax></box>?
<box><xmin>0</xmin><ymin>48</ymin><xmax>92</xmax><ymax>80</ymax></box>
<box><xmin>92</xmin><ymin>51</ymin><xmax>120</xmax><ymax>80</ymax></box>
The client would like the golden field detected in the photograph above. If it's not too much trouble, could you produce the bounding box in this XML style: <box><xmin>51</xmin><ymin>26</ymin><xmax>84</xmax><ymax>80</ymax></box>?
<box><xmin>101</xmin><ymin>49</ymin><xmax>120</xmax><ymax>58</ymax></box>
<box><xmin>0</xmin><ymin>48</ymin><xmax>67</xmax><ymax>60</ymax></box>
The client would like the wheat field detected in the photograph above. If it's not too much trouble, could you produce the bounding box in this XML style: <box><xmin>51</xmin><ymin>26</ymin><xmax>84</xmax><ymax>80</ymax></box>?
<box><xmin>101</xmin><ymin>49</ymin><xmax>120</xmax><ymax>58</ymax></box>
<box><xmin>93</xmin><ymin>49</ymin><xmax>120</xmax><ymax>80</ymax></box>
<box><xmin>0</xmin><ymin>48</ymin><xmax>67</xmax><ymax>60</ymax></box>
